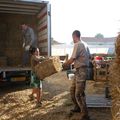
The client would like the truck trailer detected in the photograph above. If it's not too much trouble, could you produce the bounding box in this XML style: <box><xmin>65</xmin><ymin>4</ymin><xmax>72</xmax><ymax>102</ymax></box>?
<box><xmin>0</xmin><ymin>0</ymin><xmax>51</xmax><ymax>82</ymax></box>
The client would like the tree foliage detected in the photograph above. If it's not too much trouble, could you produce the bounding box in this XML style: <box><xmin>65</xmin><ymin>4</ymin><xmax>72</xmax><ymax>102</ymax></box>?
<box><xmin>95</xmin><ymin>33</ymin><xmax>104</xmax><ymax>38</ymax></box>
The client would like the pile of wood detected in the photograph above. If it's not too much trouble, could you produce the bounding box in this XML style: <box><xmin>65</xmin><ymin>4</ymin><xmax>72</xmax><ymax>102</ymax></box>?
<box><xmin>109</xmin><ymin>34</ymin><xmax>120</xmax><ymax>120</ymax></box>
<box><xmin>35</xmin><ymin>57</ymin><xmax>63</xmax><ymax>79</ymax></box>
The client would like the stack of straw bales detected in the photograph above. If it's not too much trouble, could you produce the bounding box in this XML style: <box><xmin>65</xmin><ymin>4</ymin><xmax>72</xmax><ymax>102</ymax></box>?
<box><xmin>35</xmin><ymin>57</ymin><xmax>62</xmax><ymax>79</ymax></box>
<box><xmin>109</xmin><ymin>34</ymin><xmax>120</xmax><ymax>120</ymax></box>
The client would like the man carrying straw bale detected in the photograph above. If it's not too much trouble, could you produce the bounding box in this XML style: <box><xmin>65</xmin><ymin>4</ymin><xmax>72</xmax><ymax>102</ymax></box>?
<box><xmin>29</xmin><ymin>47</ymin><xmax>45</xmax><ymax>108</ymax></box>
<box><xmin>63</xmin><ymin>30</ymin><xmax>91</xmax><ymax>120</ymax></box>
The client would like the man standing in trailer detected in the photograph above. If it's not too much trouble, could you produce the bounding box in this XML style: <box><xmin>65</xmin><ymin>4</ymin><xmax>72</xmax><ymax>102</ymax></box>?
<box><xmin>21</xmin><ymin>23</ymin><xmax>37</xmax><ymax>66</ymax></box>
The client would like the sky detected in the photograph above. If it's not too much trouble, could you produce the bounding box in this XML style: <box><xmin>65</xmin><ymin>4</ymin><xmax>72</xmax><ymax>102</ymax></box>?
<box><xmin>23</xmin><ymin>0</ymin><xmax>120</xmax><ymax>43</ymax></box>
<box><xmin>50</xmin><ymin>0</ymin><xmax>120</xmax><ymax>43</ymax></box>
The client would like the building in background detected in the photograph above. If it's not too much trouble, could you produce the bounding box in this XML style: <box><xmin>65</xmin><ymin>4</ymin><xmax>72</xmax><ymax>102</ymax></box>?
<box><xmin>52</xmin><ymin>37</ymin><xmax>116</xmax><ymax>56</ymax></box>
<box><xmin>82</xmin><ymin>37</ymin><xmax>115</xmax><ymax>54</ymax></box>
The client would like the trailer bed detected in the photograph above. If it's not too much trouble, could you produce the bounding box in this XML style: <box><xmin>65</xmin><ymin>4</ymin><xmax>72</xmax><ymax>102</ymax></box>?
<box><xmin>0</xmin><ymin>67</ymin><xmax>31</xmax><ymax>72</ymax></box>
<box><xmin>87</xmin><ymin>95</ymin><xmax>111</xmax><ymax>108</ymax></box>
<box><xmin>0</xmin><ymin>67</ymin><xmax>31</xmax><ymax>82</ymax></box>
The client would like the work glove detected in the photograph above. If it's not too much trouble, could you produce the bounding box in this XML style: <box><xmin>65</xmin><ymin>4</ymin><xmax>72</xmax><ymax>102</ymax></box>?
<box><xmin>25</xmin><ymin>45</ymin><xmax>30</xmax><ymax>51</ymax></box>
<box><xmin>22</xmin><ymin>43</ymin><xmax>25</xmax><ymax>48</ymax></box>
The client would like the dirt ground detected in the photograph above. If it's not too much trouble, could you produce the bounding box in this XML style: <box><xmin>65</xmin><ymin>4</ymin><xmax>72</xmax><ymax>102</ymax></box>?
<box><xmin>0</xmin><ymin>72</ymin><xmax>112</xmax><ymax>120</ymax></box>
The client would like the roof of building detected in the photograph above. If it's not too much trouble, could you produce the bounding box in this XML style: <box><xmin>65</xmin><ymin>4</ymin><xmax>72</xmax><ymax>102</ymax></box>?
<box><xmin>81</xmin><ymin>37</ymin><xmax>116</xmax><ymax>43</ymax></box>
<box><xmin>52</xmin><ymin>37</ymin><xmax>116</xmax><ymax>45</ymax></box>
<box><xmin>52</xmin><ymin>40</ymin><xmax>64</xmax><ymax>45</ymax></box>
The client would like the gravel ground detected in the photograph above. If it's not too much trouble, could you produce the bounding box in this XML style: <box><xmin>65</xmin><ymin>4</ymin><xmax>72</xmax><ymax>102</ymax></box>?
<box><xmin>0</xmin><ymin>72</ymin><xmax>112</xmax><ymax>120</ymax></box>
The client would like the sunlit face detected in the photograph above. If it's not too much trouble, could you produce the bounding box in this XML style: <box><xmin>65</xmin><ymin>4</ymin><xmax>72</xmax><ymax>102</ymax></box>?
<box><xmin>72</xmin><ymin>34</ymin><xmax>78</xmax><ymax>43</ymax></box>
<box><xmin>35</xmin><ymin>48</ymin><xmax>40</xmax><ymax>56</ymax></box>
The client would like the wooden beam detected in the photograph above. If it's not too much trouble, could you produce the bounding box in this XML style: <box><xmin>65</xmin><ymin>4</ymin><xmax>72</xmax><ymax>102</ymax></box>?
<box><xmin>0</xmin><ymin>7</ymin><xmax>38</xmax><ymax>13</ymax></box>
<box><xmin>0</xmin><ymin>3</ymin><xmax>41</xmax><ymax>10</ymax></box>
<box><xmin>0</xmin><ymin>10</ymin><xmax>36</xmax><ymax>15</ymax></box>
<box><xmin>0</xmin><ymin>0</ymin><xmax>43</xmax><ymax>7</ymax></box>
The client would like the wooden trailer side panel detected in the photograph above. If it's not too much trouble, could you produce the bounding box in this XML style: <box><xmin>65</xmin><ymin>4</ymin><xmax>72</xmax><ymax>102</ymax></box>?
<box><xmin>37</xmin><ymin>4</ymin><xmax>51</xmax><ymax>56</ymax></box>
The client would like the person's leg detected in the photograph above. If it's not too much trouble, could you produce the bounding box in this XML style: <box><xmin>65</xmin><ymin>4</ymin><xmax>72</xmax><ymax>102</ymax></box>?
<box><xmin>29</xmin><ymin>88</ymin><xmax>37</xmax><ymax>100</ymax></box>
<box><xmin>75</xmin><ymin>68</ymin><xmax>89</xmax><ymax>120</ymax></box>
<box><xmin>35</xmin><ymin>80</ymin><xmax>42</xmax><ymax>107</ymax></box>
<box><xmin>70</xmin><ymin>79</ymin><xmax>80</xmax><ymax>112</ymax></box>
<box><xmin>36</xmin><ymin>88</ymin><xmax>40</xmax><ymax>102</ymax></box>
<box><xmin>36</xmin><ymin>88</ymin><xmax>42</xmax><ymax>102</ymax></box>
<box><xmin>75</xmin><ymin>82</ymin><xmax>88</xmax><ymax>117</ymax></box>
<box><xmin>29</xmin><ymin>72</ymin><xmax>36</xmax><ymax>100</ymax></box>
<box><xmin>22</xmin><ymin>50</ymin><xmax>29</xmax><ymax>66</ymax></box>
<box><xmin>39</xmin><ymin>88</ymin><xmax>42</xmax><ymax>102</ymax></box>
<box><xmin>32</xmin><ymin>88</ymin><xmax>35</xmax><ymax>95</ymax></box>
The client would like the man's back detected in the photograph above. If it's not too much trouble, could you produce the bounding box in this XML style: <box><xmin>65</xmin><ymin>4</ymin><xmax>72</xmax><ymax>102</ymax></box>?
<box><xmin>23</xmin><ymin>27</ymin><xmax>37</xmax><ymax>47</ymax></box>
<box><xmin>72</xmin><ymin>41</ymin><xmax>90</xmax><ymax>68</ymax></box>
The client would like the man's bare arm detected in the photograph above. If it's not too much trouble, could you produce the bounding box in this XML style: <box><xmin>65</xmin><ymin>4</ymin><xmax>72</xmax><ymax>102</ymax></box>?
<box><xmin>63</xmin><ymin>57</ymin><xmax>74</xmax><ymax>66</ymax></box>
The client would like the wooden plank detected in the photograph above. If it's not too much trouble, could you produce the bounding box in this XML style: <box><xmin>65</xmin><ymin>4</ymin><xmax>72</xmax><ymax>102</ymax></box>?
<box><xmin>0</xmin><ymin>10</ymin><xmax>36</xmax><ymax>15</ymax></box>
<box><xmin>39</xmin><ymin>42</ymin><xmax>48</xmax><ymax>47</ymax></box>
<box><xmin>40</xmin><ymin>47</ymin><xmax>48</xmax><ymax>53</ymax></box>
<box><xmin>37</xmin><ymin>5</ymin><xmax>48</xmax><ymax>56</ymax></box>
<box><xmin>0</xmin><ymin>67</ymin><xmax>31</xmax><ymax>72</ymax></box>
<box><xmin>37</xmin><ymin>6</ymin><xmax>47</xmax><ymax>18</ymax></box>
<box><xmin>38</xmin><ymin>20</ymin><xmax>47</xmax><ymax>31</ymax></box>
<box><xmin>37</xmin><ymin>12</ymin><xmax>47</xmax><ymax>20</ymax></box>
<box><xmin>38</xmin><ymin>34</ymin><xmax>48</xmax><ymax>42</ymax></box>
<box><xmin>38</xmin><ymin>30</ymin><xmax>47</xmax><ymax>38</ymax></box>
<box><xmin>0</xmin><ymin>0</ymin><xmax>45</xmax><ymax>7</ymax></box>
<box><xmin>0</xmin><ymin>7</ymin><xmax>38</xmax><ymax>13</ymax></box>
<box><xmin>38</xmin><ymin>28</ymin><xmax>47</xmax><ymax>36</ymax></box>
<box><xmin>0</xmin><ymin>4</ymin><xmax>40</xmax><ymax>10</ymax></box>
<box><xmin>38</xmin><ymin>16</ymin><xmax>47</xmax><ymax>25</ymax></box>
<box><xmin>86</xmin><ymin>95</ymin><xmax>111</xmax><ymax>108</ymax></box>
<box><xmin>38</xmin><ymin>39</ymin><xmax>47</xmax><ymax>43</ymax></box>
<box><xmin>38</xmin><ymin>24</ymin><xmax>47</xmax><ymax>32</ymax></box>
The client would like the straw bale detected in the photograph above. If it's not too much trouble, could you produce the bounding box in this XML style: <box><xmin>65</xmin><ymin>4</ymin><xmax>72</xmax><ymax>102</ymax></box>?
<box><xmin>35</xmin><ymin>57</ymin><xmax>62</xmax><ymax>79</ymax></box>
<box><xmin>109</xmin><ymin>34</ymin><xmax>120</xmax><ymax>120</ymax></box>
<box><xmin>109</xmin><ymin>67</ymin><xmax>120</xmax><ymax>120</ymax></box>
<box><xmin>115</xmin><ymin>34</ymin><xmax>120</xmax><ymax>57</ymax></box>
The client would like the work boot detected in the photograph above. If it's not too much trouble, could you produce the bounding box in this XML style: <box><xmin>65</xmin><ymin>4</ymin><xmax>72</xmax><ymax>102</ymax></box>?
<box><xmin>70</xmin><ymin>106</ymin><xmax>81</xmax><ymax>113</ymax></box>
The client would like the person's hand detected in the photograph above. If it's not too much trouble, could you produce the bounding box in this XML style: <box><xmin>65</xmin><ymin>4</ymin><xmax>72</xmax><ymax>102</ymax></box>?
<box><xmin>22</xmin><ymin>43</ymin><xmax>25</xmax><ymax>48</ymax></box>
<box><xmin>62</xmin><ymin>62</ymin><xmax>67</xmax><ymax>67</ymax></box>
<box><xmin>25</xmin><ymin>45</ymin><xmax>30</xmax><ymax>51</ymax></box>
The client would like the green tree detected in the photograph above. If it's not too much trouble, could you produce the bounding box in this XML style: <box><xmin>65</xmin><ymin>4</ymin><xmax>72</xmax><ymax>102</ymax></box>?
<box><xmin>95</xmin><ymin>33</ymin><xmax>104</xmax><ymax>38</ymax></box>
